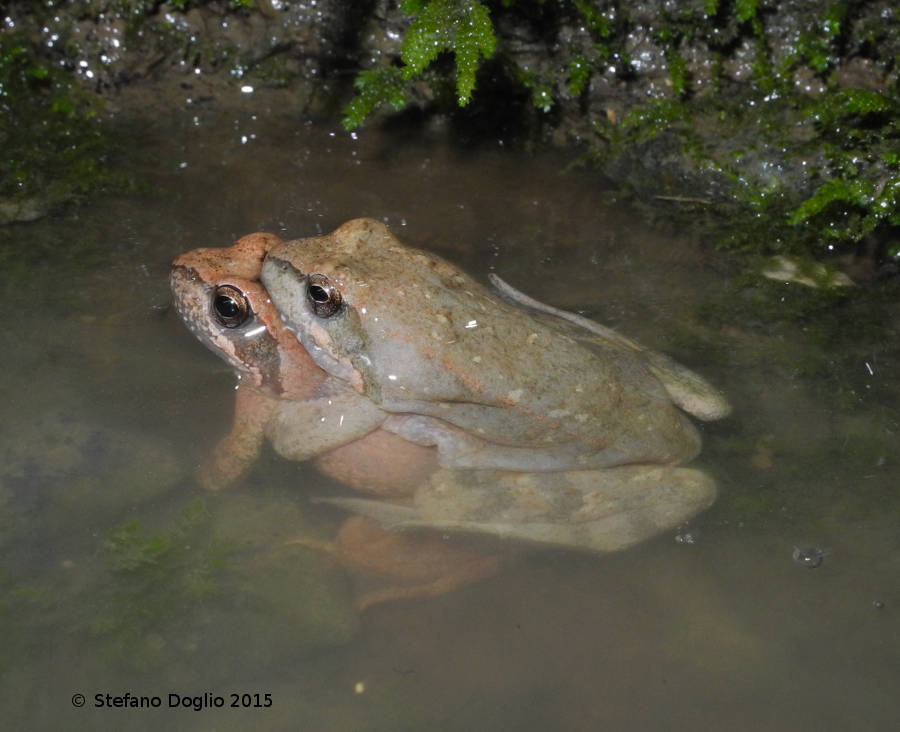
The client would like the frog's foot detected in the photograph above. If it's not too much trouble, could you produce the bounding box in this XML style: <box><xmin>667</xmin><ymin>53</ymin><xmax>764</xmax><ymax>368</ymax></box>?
<box><xmin>311</xmin><ymin>496</ymin><xmax>419</xmax><ymax>526</ymax></box>
<box><xmin>282</xmin><ymin>536</ymin><xmax>340</xmax><ymax>554</ymax></box>
<box><xmin>352</xmin><ymin>559</ymin><xmax>500</xmax><ymax>612</ymax></box>
<box><xmin>286</xmin><ymin>514</ymin><xmax>500</xmax><ymax>611</ymax></box>
<box><xmin>642</xmin><ymin>351</ymin><xmax>732</xmax><ymax>421</ymax></box>
<box><xmin>320</xmin><ymin>466</ymin><xmax>716</xmax><ymax>553</ymax></box>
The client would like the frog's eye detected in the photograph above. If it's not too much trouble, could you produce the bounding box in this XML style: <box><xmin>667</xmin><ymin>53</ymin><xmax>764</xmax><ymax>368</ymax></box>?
<box><xmin>212</xmin><ymin>284</ymin><xmax>252</xmax><ymax>328</ymax></box>
<box><xmin>306</xmin><ymin>273</ymin><xmax>342</xmax><ymax>318</ymax></box>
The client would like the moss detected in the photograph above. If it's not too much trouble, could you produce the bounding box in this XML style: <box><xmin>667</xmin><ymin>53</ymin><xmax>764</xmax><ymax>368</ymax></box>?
<box><xmin>3</xmin><ymin>1</ymin><xmax>896</xmax><ymax>260</ymax></box>
<box><xmin>100</xmin><ymin>500</ymin><xmax>223</xmax><ymax>594</ymax></box>
<box><xmin>343</xmin><ymin>0</ymin><xmax>496</xmax><ymax>129</ymax></box>
<box><xmin>341</xmin><ymin>1</ymin><xmax>898</xmax><ymax>262</ymax></box>
<box><xmin>0</xmin><ymin>33</ymin><xmax>123</xmax><ymax>221</ymax></box>
<box><xmin>343</xmin><ymin>67</ymin><xmax>409</xmax><ymax>131</ymax></box>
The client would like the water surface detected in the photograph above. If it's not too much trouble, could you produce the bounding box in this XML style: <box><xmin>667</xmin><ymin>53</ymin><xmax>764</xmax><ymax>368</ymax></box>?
<box><xmin>2</xmin><ymin>93</ymin><xmax>898</xmax><ymax>731</ymax></box>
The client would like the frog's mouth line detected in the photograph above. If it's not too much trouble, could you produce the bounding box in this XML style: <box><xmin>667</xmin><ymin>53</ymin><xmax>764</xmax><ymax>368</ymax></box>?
<box><xmin>299</xmin><ymin>320</ymin><xmax>366</xmax><ymax>394</ymax></box>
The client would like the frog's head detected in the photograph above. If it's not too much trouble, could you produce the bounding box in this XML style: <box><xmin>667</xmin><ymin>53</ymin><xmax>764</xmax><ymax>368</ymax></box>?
<box><xmin>260</xmin><ymin>250</ymin><xmax>371</xmax><ymax>395</ymax></box>
<box><xmin>171</xmin><ymin>233</ymin><xmax>325</xmax><ymax>398</ymax></box>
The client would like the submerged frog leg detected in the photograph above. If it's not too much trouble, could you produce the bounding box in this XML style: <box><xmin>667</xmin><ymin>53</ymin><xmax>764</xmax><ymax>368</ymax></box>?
<box><xmin>488</xmin><ymin>274</ymin><xmax>730</xmax><ymax>420</ymax></box>
<box><xmin>198</xmin><ymin>386</ymin><xmax>277</xmax><ymax>491</ymax></box>
<box><xmin>285</xmin><ymin>514</ymin><xmax>500</xmax><ymax>611</ymax></box>
<box><xmin>318</xmin><ymin>466</ymin><xmax>715</xmax><ymax>553</ymax></box>
<box><xmin>353</xmin><ymin>556</ymin><xmax>500</xmax><ymax>612</ymax></box>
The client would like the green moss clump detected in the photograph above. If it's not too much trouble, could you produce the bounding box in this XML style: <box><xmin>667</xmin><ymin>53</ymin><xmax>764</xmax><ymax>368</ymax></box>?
<box><xmin>100</xmin><ymin>500</ymin><xmax>224</xmax><ymax>600</ymax></box>
<box><xmin>343</xmin><ymin>67</ymin><xmax>409</xmax><ymax>131</ymax></box>
<box><xmin>343</xmin><ymin>0</ymin><xmax>496</xmax><ymax>129</ymax></box>
<box><xmin>787</xmin><ymin>90</ymin><xmax>900</xmax><ymax>249</ymax></box>
<box><xmin>81</xmin><ymin>500</ymin><xmax>228</xmax><ymax>665</ymax></box>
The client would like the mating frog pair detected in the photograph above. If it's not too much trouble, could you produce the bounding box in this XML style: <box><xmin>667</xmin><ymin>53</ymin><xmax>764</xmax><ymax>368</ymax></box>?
<box><xmin>171</xmin><ymin>219</ymin><xmax>729</xmax><ymax>603</ymax></box>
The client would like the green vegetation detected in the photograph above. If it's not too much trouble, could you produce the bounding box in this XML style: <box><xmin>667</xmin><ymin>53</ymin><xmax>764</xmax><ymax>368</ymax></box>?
<box><xmin>2</xmin><ymin>1</ymin><xmax>897</xmax><ymax>261</ymax></box>
<box><xmin>343</xmin><ymin>0</ymin><xmax>497</xmax><ymax>129</ymax></box>
<box><xmin>788</xmin><ymin>91</ymin><xmax>900</xmax><ymax>247</ymax></box>
<box><xmin>343</xmin><ymin>0</ymin><xmax>899</xmax><ymax>262</ymax></box>
<box><xmin>0</xmin><ymin>33</ymin><xmax>116</xmax><ymax>220</ymax></box>
<box><xmin>89</xmin><ymin>500</ymin><xmax>227</xmax><ymax>649</ymax></box>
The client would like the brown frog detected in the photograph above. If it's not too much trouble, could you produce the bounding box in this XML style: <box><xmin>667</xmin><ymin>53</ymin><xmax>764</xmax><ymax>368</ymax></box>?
<box><xmin>259</xmin><ymin>219</ymin><xmax>729</xmax><ymax>550</ymax></box>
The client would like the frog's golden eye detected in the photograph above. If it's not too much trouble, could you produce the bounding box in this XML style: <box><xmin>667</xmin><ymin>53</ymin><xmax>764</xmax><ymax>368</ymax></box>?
<box><xmin>306</xmin><ymin>273</ymin><xmax>342</xmax><ymax>318</ymax></box>
<box><xmin>212</xmin><ymin>284</ymin><xmax>252</xmax><ymax>328</ymax></box>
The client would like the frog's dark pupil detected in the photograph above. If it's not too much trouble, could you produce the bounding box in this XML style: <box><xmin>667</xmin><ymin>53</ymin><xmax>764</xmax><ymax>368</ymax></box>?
<box><xmin>306</xmin><ymin>274</ymin><xmax>341</xmax><ymax>317</ymax></box>
<box><xmin>215</xmin><ymin>294</ymin><xmax>240</xmax><ymax>317</ymax></box>
<box><xmin>211</xmin><ymin>285</ymin><xmax>250</xmax><ymax>328</ymax></box>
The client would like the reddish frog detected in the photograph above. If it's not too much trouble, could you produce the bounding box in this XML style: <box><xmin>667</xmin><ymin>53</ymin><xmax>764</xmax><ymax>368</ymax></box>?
<box><xmin>172</xmin><ymin>234</ymin><xmax>494</xmax><ymax>609</ymax></box>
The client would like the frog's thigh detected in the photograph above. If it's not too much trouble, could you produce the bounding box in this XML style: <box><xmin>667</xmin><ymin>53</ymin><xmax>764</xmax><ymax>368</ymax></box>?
<box><xmin>411</xmin><ymin>466</ymin><xmax>716</xmax><ymax>552</ymax></box>
<box><xmin>382</xmin><ymin>414</ymin><xmax>633</xmax><ymax>471</ymax></box>
<box><xmin>313</xmin><ymin>430</ymin><xmax>438</xmax><ymax>497</ymax></box>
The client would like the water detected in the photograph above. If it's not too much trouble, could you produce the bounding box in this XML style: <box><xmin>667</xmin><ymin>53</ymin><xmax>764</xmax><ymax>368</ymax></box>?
<box><xmin>2</xmin><ymin>92</ymin><xmax>898</xmax><ymax>730</ymax></box>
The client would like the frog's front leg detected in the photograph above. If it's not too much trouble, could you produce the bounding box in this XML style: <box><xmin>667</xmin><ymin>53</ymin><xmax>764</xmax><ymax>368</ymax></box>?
<box><xmin>266</xmin><ymin>382</ymin><xmax>389</xmax><ymax>461</ymax></box>
<box><xmin>198</xmin><ymin>385</ymin><xmax>277</xmax><ymax>491</ymax></box>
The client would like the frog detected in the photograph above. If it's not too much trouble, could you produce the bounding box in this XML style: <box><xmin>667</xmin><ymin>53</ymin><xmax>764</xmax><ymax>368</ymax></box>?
<box><xmin>171</xmin><ymin>233</ymin><xmax>497</xmax><ymax>609</ymax></box>
<box><xmin>258</xmin><ymin>218</ymin><xmax>730</xmax><ymax>550</ymax></box>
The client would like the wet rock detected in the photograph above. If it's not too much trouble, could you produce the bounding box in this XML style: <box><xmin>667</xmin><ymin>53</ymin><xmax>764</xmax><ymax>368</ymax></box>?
<box><xmin>3</xmin><ymin>0</ymin><xmax>897</xmax><ymax>216</ymax></box>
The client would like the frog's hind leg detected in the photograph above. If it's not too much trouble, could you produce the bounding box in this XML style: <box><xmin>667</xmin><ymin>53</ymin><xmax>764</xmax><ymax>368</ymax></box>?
<box><xmin>331</xmin><ymin>466</ymin><xmax>717</xmax><ymax>554</ymax></box>
<box><xmin>352</xmin><ymin>556</ymin><xmax>500</xmax><ymax>612</ymax></box>
<box><xmin>489</xmin><ymin>274</ymin><xmax>730</xmax><ymax>421</ymax></box>
<box><xmin>286</xmin><ymin>511</ymin><xmax>500</xmax><ymax>611</ymax></box>
<box><xmin>489</xmin><ymin>273</ymin><xmax>642</xmax><ymax>352</ymax></box>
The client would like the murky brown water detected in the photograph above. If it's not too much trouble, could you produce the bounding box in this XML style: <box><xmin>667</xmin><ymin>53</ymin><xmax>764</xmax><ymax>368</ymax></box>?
<box><xmin>2</xmin><ymin>91</ymin><xmax>898</xmax><ymax>731</ymax></box>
